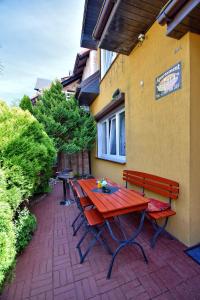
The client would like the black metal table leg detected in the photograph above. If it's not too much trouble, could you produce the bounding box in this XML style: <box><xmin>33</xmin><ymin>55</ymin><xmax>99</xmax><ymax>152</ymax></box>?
<box><xmin>63</xmin><ymin>179</ymin><xmax>67</xmax><ymax>200</ymax></box>
<box><xmin>106</xmin><ymin>210</ymin><xmax>148</xmax><ymax>279</ymax></box>
<box><xmin>59</xmin><ymin>175</ymin><xmax>73</xmax><ymax>206</ymax></box>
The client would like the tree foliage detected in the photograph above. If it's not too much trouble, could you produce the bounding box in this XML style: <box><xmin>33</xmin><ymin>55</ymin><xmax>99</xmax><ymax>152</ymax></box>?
<box><xmin>19</xmin><ymin>95</ymin><xmax>33</xmax><ymax>113</ymax></box>
<box><xmin>30</xmin><ymin>81</ymin><xmax>96</xmax><ymax>155</ymax></box>
<box><xmin>0</xmin><ymin>101</ymin><xmax>56</xmax><ymax>197</ymax></box>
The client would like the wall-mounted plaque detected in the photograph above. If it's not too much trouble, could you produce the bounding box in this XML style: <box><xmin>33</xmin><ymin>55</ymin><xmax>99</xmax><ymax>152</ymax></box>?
<box><xmin>155</xmin><ymin>62</ymin><xmax>181</xmax><ymax>100</ymax></box>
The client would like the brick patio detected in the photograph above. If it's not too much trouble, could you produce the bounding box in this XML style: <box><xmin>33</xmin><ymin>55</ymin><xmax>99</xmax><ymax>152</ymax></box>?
<box><xmin>1</xmin><ymin>182</ymin><xmax>200</xmax><ymax>300</ymax></box>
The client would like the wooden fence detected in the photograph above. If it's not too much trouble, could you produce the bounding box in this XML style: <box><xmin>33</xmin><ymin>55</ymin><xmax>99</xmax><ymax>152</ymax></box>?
<box><xmin>56</xmin><ymin>151</ymin><xmax>90</xmax><ymax>177</ymax></box>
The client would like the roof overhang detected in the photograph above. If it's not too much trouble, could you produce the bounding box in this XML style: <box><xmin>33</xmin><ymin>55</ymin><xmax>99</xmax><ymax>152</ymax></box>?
<box><xmin>157</xmin><ymin>0</ymin><xmax>200</xmax><ymax>39</ymax></box>
<box><xmin>61</xmin><ymin>74</ymin><xmax>81</xmax><ymax>88</ymax></box>
<box><xmin>94</xmin><ymin>0</ymin><xmax>168</xmax><ymax>55</ymax></box>
<box><xmin>76</xmin><ymin>71</ymin><xmax>100</xmax><ymax>106</ymax></box>
<box><xmin>73</xmin><ymin>50</ymin><xmax>90</xmax><ymax>76</ymax></box>
<box><xmin>62</xmin><ymin>50</ymin><xmax>90</xmax><ymax>88</ymax></box>
<box><xmin>80</xmin><ymin>0</ymin><xmax>103</xmax><ymax>49</ymax></box>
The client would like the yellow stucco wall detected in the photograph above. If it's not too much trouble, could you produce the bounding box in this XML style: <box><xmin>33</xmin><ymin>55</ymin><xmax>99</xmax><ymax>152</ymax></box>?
<box><xmin>90</xmin><ymin>22</ymin><xmax>192</xmax><ymax>245</ymax></box>
<box><xmin>190</xmin><ymin>33</ymin><xmax>200</xmax><ymax>245</ymax></box>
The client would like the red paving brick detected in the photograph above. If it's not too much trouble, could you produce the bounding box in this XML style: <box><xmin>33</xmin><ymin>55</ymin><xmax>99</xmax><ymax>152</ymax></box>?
<box><xmin>1</xmin><ymin>182</ymin><xmax>200</xmax><ymax>300</ymax></box>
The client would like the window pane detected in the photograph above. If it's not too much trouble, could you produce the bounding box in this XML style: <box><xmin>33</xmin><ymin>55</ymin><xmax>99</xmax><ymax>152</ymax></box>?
<box><xmin>110</xmin><ymin>118</ymin><xmax>116</xmax><ymax>155</ymax></box>
<box><xmin>106</xmin><ymin>51</ymin><xmax>112</xmax><ymax>69</ymax></box>
<box><xmin>102</xmin><ymin>122</ymin><xmax>107</xmax><ymax>154</ymax></box>
<box><xmin>101</xmin><ymin>50</ymin><xmax>116</xmax><ymax>78</ymax></box>
<box><xmin>119</xmin><ymin>111</ymin><xmax>125</xmax><ymax>156</ymax></box>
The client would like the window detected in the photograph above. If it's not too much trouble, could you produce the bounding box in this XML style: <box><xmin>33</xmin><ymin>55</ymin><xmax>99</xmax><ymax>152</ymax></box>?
<box><xmin>98</xmin><ymin>108</ymin><xmax>126</xmax><ymax>163</ymax></box>
<box><xmin>64</xmin><ymin>91</ymin><xmax>75</xmax><ymax>100</ymax></box>
<box><xmin>101</xmin><ymin>49</ymin><xmax>117</xmax><ymax>78</ymax></box>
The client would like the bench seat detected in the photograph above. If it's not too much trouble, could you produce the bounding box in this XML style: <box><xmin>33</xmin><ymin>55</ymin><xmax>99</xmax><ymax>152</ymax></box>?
<box><xmin>84</xmin><ymin>208</ymin><xmax>104</xmax><ymax>226</ymax></box>
<box><xmin>148</xmin><ymin>209</ymin><xmax>176</xmax><ymax>220</ymax></box>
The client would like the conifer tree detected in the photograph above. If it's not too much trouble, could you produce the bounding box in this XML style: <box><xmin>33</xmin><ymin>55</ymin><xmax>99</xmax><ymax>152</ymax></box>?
<box><xmin>31</xmin><ymin>81</ymin><xmax>96</xmax><ymax>172</ymax></box>
<box><xmin>19</xmin><ymin>95</ymin><xmax>33</xmax><ymax>113</ymax></box>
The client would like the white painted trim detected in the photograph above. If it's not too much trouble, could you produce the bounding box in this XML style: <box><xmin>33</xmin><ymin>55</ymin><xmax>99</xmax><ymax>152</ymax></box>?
<box><xmin>98</xmin><ymin>154</ymin><xmax>126</xmax><ymax>164</ymax></box>
<box><xmin>97</xmin><ymin>107</ymin><xmax>126</xmax><ymax>163</ymax></box>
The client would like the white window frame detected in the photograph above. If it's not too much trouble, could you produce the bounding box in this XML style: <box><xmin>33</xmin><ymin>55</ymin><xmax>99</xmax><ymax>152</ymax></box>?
<box><xmin>97</xmin><ymin>107</ymin><xmax>126</xmax><ymax>163</ymax></box>
<box><xmin>101</xmin><ymin>49</ymin><xmax>117</xmax><ymax>79</ymax></box>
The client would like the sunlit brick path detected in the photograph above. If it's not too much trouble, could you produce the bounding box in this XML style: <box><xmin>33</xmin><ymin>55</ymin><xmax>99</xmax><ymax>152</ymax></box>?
<box><xmin>1</xmin><ymin>182</ymin><xmax>200</xmax><ymax>300</ymax></box>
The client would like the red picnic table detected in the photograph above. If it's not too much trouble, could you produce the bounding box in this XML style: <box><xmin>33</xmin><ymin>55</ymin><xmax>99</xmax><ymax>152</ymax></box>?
<box><xmin>78</xmin><ymin>178</ymin><xmax>150</xmax><ymax>278</ymax></box>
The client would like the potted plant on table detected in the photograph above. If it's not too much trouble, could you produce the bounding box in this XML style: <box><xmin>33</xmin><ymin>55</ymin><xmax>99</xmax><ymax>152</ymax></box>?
<box><xmin>97</xmin><ymin>179</ymin><xmax>110</xmax><ymax>193</ymax></box>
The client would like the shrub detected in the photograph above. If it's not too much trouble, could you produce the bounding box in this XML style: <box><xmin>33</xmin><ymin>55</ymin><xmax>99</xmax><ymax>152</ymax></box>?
<box><xmin>0</xmin><ymin>202</ymin><xmax>16</xmax><ymax>289</ymax></box>
<box><xmin>0</xmin><ymin>99</ymin><xmax>55</xmax><ymax>289</ymax></box>
<box><xmin>15</xmin><ymin>208</ymin><xmax>37</xmax><ymax>253</ymax></box>
<box><xmin>0</xmin><ymin>167</ymin><xmax>37</xmax><ymax>289</ymax></box>
<box><xmin>0</xmin><ymin>166</ymin><xmax>23</xmax><ymax>211</ymax></box>
<box><xmin>0</xmin><ymin>101</ymin><xmax>56</xmax><ymax>197</ymax></box>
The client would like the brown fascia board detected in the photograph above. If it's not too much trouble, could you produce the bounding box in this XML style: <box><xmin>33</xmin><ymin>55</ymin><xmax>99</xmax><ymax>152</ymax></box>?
<box><xmin>157</xmin><ymin>0</ymin><xmax>188</xmax><ymax>25</ymax></box>
<box><xmin>61</xmin><ymin>74</ymin><xmax>81</xmax><ymax>87</ymax></box>
<box><xmin>93</xmin><ymin>0</ymin><xmax>115</xmax><ymax>40</ymax></box>
<box><xmin>73</xmin><ymin>50</ymin><xmax>90</xmax><ymax>75</ymax></box>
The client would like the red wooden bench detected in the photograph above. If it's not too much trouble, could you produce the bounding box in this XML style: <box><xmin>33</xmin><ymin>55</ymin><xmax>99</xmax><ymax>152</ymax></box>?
<box><xmin>123</xmin><ymin>170</ymin><xmax>179</xmax><ymax>247</ymax></box>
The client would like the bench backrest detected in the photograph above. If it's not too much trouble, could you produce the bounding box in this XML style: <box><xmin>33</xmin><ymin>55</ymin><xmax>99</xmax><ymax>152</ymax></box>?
<box><xmin>70</xmin><ymin>180</ymin><xmax>84</xmax><ymax>200</ymax></box>
<box><xmin>123</xmin><ymin>170</ymin><xmax>179</xmax><ymax>200</ymax></box>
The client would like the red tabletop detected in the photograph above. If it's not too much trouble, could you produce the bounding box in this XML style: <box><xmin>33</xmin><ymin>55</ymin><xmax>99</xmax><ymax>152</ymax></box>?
<box><xmin>78</xmin><ymin>179</ymin><xmax>149</xmax><ymax>218</ymax></box>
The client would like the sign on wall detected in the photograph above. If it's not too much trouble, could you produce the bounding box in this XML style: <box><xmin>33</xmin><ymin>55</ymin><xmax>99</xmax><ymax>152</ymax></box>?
<box><xmin>155</xmin><ymin>62</ymin><xmax>181</xmax><ymax>100</ymax></box>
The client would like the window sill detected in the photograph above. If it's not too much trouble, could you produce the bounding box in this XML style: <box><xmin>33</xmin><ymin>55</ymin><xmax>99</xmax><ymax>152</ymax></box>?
<box><xmin>95</xmin><ymin>156</ymin><xmax>126</xmax><ymax>165</ymax></box>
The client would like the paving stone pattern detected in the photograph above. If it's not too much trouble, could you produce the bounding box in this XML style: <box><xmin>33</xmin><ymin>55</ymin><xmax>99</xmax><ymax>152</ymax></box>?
<box><xmin>1</xmin><ymin>182</ymin><xmax>200</xmax><ymax>300</ymax></box>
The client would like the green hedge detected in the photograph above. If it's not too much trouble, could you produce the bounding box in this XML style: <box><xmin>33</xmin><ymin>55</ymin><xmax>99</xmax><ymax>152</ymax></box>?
<box><xmin>0</xmin><ymin>202</ymin><xmax>16</xmax><ymax>288</ymax></box>
<box><xmin>0</xmin><ymin>101</ymin><xmax>56</xmax><ymax>290</ymax></box>
<box><xmin>15</xmin><ymin>208</ymin><xmax>37</xmax><ymax>253</ymax></box>
<box><xmin>0</xmin><ymin>101</ymin><xmax>56</xmax><ymax>199</ymax></box>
